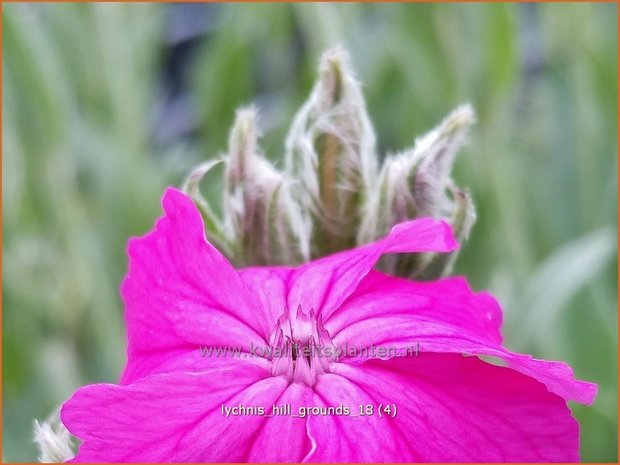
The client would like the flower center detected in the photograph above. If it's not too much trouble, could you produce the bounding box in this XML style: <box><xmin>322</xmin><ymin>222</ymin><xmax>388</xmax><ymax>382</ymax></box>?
<box><xmin>269</xmin><ymin>306</ymin><xmax>337</xmax><ymax>386</ymax></box>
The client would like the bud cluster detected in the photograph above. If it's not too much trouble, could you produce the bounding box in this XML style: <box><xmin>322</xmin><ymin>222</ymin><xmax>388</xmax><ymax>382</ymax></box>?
<box><xmin>184</xmin><ymin>46</ymin><xmax>476</xmax><ymax>278</ymax></box>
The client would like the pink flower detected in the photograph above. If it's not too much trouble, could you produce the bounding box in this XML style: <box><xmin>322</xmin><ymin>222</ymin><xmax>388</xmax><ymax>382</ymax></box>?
<box><xmin>61</xmin><ymin>188</ymin><xmax>596</xmax><ymax>462</ymax></box>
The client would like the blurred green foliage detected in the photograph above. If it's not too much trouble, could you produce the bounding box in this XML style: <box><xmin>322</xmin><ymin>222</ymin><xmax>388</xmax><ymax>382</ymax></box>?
<box><xmin>3</xmin><ymin>3</ymin><xmax>617</xmax><ymax>462</ymax></box>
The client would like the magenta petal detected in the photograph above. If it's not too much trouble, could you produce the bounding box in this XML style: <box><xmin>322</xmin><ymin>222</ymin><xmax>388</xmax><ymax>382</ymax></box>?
<box><xmin>306</xmin><ymin>355</ymin><xmax>581</xmax><ymax>462</ymax></box>
<box><xmin>307</xmin><ymin>372</ymin><xmax>405</xmax><ymax>462</ymax></box>
<box><xmin>238</xmin><ymin>266</ymin><xmax>294</xmax><ymax>332</ymax></box>
<box><xmin>121</xmin><ymin>188</ymin><xmax>268</xmax><ymax>384</ymax></box>
<box><xmin>328</xmin><ymin>270</ymin><xmax>503</xmax><ymax>346</ymax></box>
<box><xmin>244</xmin><ymin>383</ymin><xmax>314</xmax><ymax>462</ymax></box>
<box><xmin>287</xmin><ymin>218</ymin><xmax>457</xmax><ymax>320</ymax></box>
<box><xmin>61</xmin><ymin>362</ymin><xmax>291</xmax><ymax>462</ymax></box>
<box><xmin>329</xmin><ymin>270</ymin><xmax>596</xmax><ymax>405</ymax></box>
<box><xmin>120</xmin><ymin>347</ymin><xmax>271</xmax><ymax>386</ymax></box>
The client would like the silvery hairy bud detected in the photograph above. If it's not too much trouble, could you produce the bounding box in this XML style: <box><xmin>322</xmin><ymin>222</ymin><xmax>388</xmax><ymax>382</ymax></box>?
<box><xmin>33</xmin><ymin>410</ymin><xmax>76</xmax><ymax>463</ymax></box>
<box><xmin>222</xmin><ymin>107</ymin><xmax>309</xmax><ymax>266</ymax></box>
<box><xmin>183</xmin><ymin>158</ymin><xmax>233</xmax><ymax>258</ymax></box>
<box><xmin>184</xmin><ymin>47</ymin><xmax>478</xmax><ymax>279</ymax></box>
<box><xmin>285</xmin><ymin>46</ymin><xmax>378</xmax><ymax>257</ymax></box>
<box><xmin>359</xmin><ymin>104</ymin><xmax>477</xmax><ymax>279</ymax></box>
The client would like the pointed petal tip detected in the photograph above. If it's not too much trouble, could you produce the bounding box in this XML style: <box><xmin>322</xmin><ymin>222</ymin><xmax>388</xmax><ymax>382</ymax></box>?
<box><xmin>386</xmin><ymin>217</ymin><xmax>459</xmax><ymax>254</ymax></box>
<box><xmin>124</xmin><ymin>186</ymin><xmax>204</xmax><ymax>265</ymax></box>
<box><xmin>438</xmin><ymin>218</ymin><xmax>460</xmax><ymax>252</ymax></box>
<box><xmin>575</xmin><ymin>380</ymin><xmax>598</xmax><ymax>406</ymax></box>
<box><xmin>161</xmin><ymin>186</ymin><xmax>191</xmax><ymax>212</ymax></box>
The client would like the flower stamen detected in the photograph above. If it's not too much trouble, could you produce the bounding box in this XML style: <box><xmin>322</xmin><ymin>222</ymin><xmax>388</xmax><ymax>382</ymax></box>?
<box><xmin>269</xmin><ymin>305</ymin><xmax>336</xmax><ymax>386</ymax></box>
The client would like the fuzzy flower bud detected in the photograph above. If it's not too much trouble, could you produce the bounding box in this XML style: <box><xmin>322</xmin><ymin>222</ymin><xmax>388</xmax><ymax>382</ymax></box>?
<box><xmin>183</xmin><ymin>48</ymin><xmax>477</xmax><ymax>279</ymax></box>
<box><xmin>358</xmin><ymin>151</ymin><xmax>418</xmax><ymax>246</ymax></box>
<box><xmin>413</xmin><ymin>104</ymin><xmax>476</xmax><ymax>218</ymax></box>
<box><xmin>33</xmin><ymin>410</ymin><xmax>75</xmax><ymax>463</ymax></box>
<box><xmin>359</xmin><ymin>104</ymin><xmax>477</xmax><ymax>279</ymax></box>
<box><xmin>413</xmin><ymin>187</ymin><xmax>476</xmax><ymax>279</ymax></box>
<box><xmin>182</xmin><ymin>158</ymin><xmax>233</xmax><ymax>257</ymax></box>
<box><xmin>285</xmin><ymin>46</ymin><xmax>377</xmax><ymax>257</ymax></box>
<box><xmin>223</xmin><ymin>107</ymin><xmax>309</xmax><ymax>266</ymax></box>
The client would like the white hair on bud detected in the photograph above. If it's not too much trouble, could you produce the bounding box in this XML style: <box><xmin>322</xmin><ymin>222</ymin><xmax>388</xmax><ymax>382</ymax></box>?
<box><xmin>286</xmin><ymin>45</ymin><xmax>377</xmax><ymax>193</ymax></box>
<box><xmin>284</xmin><ymin>45</ymin><xmax>378</xmax><ymax>254</ymax></box>
<box><xmin>223</xmin><ymin>105</ymin><xmax>311</xmax><ymax>265</ymax></box>
<box><xmin>413</xmin><ymin>103</ymin><xmax>476</xmax><ymax>217</ymax></box>
<box><xmin>182</xmin><ymin>46</ymin><xmax>477</xmax><ymax>277</ymax></box>
<box><xmin>358</xmin><ymin>103</ymin><xmax>476</xmax><ymax>258</ymax></box>
<box><xmin>357</xmin><ymin>150</ymin><xmax>417</xmax><ymax>244</ymax></box>
<box><xmin>33</xmin><ymin>410</ymin><xmax>75</xmax><ymax>463</ymax></box>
